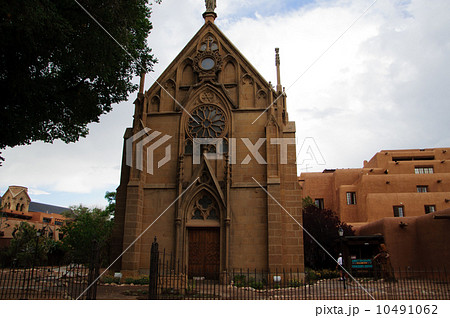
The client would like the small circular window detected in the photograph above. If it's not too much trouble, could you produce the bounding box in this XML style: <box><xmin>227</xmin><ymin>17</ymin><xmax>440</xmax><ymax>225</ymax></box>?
<box><xmin>201</xmin><ymin>58</ymin><xmax>215</xmax><ymax>70</ymax></box>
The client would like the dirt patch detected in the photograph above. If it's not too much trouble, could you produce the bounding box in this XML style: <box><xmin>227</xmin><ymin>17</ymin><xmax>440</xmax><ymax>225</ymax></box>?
<box><xmin>96</xmin><ymin>284</ymin><xmax>148</xmax><ymax>300</ymax></box>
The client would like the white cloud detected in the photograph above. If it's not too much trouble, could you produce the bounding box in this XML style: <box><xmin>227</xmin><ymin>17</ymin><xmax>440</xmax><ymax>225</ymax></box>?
<box><xmin>1</xmin><ymin>0</ymin><xmax>449</xmax><ymax>204</ymax></box>
<box><xmin>28</xmin><ymin>188</ymin><xmax>51</xmax><ymax>196</ymax></box>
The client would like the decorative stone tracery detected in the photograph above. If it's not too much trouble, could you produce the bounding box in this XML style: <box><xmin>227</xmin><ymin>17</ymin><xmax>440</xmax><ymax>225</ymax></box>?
<box><xmin>187</xmin><ymin>105</ymin><xmax>226</xmax><ymax>139</ymax></box>
<box><xmin>190</xmin><ymin>192</ymin><xmax>220</xmax><ymax>221</ymax></box>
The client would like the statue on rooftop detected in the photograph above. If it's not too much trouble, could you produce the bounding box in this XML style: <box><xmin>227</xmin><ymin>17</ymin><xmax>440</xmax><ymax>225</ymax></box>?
<box><xmin>205</xmin><ymin>0</ymin><xmax>216</xmax><ymax>12</ymax></box>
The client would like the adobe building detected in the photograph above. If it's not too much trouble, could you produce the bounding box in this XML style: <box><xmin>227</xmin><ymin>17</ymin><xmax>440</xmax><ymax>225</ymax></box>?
<box><xmin>112</xmin><ymin>4</ymin><xmax>304</xmax><ymax>277</ymax></box>
<box><xmin>0</xmin><ymin>186</ymin><xmax>69</xmax><ymax>248</ymax></box>
<box><xmin>299</xmin><ymin>148</ymin><xmax>450</xmax><ymax>226</ymax></box>
<box><xmin>299</xmin><ymin>148</ymin><xmax>450</xmax><ymax>269</ymax></box>
<box><xmin>357</xmin><ymin>209</ymin><xmax>450</xmax><ymax>270</ymax></box>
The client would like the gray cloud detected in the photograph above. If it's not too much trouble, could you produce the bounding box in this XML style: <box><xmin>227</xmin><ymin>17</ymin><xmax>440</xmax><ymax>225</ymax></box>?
<box><xmin>1</xmin><ymin>0</ymin><xmax>449</xmax><ymax>205</ymax></box>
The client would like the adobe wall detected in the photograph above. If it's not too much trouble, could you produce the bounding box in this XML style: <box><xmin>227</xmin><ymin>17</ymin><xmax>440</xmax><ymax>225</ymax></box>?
<box><xmin>357</xmin><ymin>209</ymin><xmax>450</xmax><ymax>269</ymax></box>
<box><xmin>300</xmin><ymin>148</ymin><xmax>450</xmax><ymax>225</ymax></box>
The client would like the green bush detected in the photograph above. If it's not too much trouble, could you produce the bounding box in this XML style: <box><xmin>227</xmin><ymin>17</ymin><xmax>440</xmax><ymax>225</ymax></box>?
<box><xmin>248</xmin><ymin>278</ymin><xmax>265</xmax><ymax>290</ymax></box>
<box><xmin>125</xmin><ymin>276</ymin><xmax>149</xmax><ymax>285</ymax></box>
<box><xmin>305</xmin><ymin>268</ymin><xmax>340</xmax><ymax>284</ymax></box>
<box><xmin>233</xmin><ymin>275</ymin><xmax>247</xmax><ymax>287</ymax></box>
<box><xmin>101</xmin><ymin>276</ymin><xmax>120</xmax><ymax>284</ymax></box>
<box><xmin>320</xmin><ymin>269</ymin><xmax>340</xmax><ymax>279</ymax></box>
<box><xmin>138</xmin><ymin>276</ymin><xmax>150</xmax><ymax>285</ymax></box>
<box><xmin>288</xmin><ymin>280</ymin><xmax>303</xmax><ymax>287</ymax></box>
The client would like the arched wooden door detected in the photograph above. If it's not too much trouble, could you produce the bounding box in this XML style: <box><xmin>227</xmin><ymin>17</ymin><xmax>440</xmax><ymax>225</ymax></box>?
<box><xmin>188</xmin><ymin>227</ymin><xmax>220</xmax><ymax>279</ymax></box>
<box><xmin>186</xmin><ymin>191</ymin><xmax>221</xmax><ymax>280</ymax></box>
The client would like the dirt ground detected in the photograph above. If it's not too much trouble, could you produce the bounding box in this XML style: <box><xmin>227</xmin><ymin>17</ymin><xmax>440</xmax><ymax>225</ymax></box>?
<box><xmin>96</xmin><ymin>284</ymin><xmax>149</xmax><ymax>300</ymax></box>
<box><xmin>94</xmin><ymin>278</ymin><xmax>449</xmax><ymax>300</ymax></box>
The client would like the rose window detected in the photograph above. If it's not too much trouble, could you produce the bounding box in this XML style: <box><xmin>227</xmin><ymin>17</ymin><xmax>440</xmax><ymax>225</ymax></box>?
<box><xmin>188</xmin><ymin>105</ymin><xmax>226</xmax><ymax>138</ymax></box>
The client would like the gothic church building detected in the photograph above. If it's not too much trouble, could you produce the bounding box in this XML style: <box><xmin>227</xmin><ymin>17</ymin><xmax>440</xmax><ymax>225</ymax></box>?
<box><xmin>112</xmin><ymin>6</ymin><xmax>304</xmax><ymax>278</ymax></box>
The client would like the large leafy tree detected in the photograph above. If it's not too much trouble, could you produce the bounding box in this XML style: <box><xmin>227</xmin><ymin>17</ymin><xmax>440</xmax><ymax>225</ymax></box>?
<box><xmin>0</xmin><ymin>0</ymin><xmax>160</xmax><ymax>150</ymax></box>
<box><xmin>302</xmin><ymin>197</ymin><xmax>354</xmax><ymax>269</ymax></box>
<box><xmin>61</xmin><ymin>204</ymin><xmax>114</xmax><ymax>263</ymax></box>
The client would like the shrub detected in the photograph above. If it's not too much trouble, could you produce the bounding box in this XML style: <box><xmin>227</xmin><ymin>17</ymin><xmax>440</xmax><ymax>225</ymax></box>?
<box><xmin>233</xmin><ymin>275</ymin><xmax>247</xmax><ymax>287</ymax></box>
<box><xmin>305</xmin><ymin>268</ymin><xmax>340</xmax><ymax>284</ymax></box>
<box><xmin>101</xmin><ymin>276</ymin><xmax>120</xmax><ymax>284</ymax></box>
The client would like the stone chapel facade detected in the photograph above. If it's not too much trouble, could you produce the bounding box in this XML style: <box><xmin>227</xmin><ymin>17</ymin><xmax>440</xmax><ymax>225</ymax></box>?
<box><xmin>112</xmin><ymin>9</ymin><xmax>304</xmax><ymax>277</ymax></box>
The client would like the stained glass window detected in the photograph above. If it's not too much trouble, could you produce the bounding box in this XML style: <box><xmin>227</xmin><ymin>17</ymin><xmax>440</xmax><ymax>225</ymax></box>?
<box><xmin>188</xmin><ymin>105</ymin><xmax>226</xmax><ymax>138</ymax></box>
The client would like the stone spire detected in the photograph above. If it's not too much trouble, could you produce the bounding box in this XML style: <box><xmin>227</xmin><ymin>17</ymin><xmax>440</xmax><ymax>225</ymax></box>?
<box><xmin>203</xmin><ymin>0</ymin><xmax>217</xmax><ymax>23</ymax></box>
<box><xmin>275</xmin><ymin>48</ymin><xmax>282</xmax><ymax>93</ymax></box>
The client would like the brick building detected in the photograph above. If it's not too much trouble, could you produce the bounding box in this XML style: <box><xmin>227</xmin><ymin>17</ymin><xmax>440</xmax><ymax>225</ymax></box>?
<box><xmin>0</xmin><ymin>186</ymin><xmax>69</xmax><ymax>248</ymax></box>
<box><xmin>112</xmin><ymin>7</ymin><xmax>304</xmax><ymax>277</ymax></box>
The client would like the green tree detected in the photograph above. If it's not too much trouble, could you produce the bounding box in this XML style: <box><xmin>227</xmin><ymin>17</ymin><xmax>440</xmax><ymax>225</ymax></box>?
<box><xmin>302</xmin><ymin>204</ymin><xmax>354</xmax><ymax>269</ymax></box>
<box><xmin>302</xmin><ymin>196</ymin><xmax>315</xmax><ymax>208</ymax></box>
<box><xmin>104</xmin><ymin>191</ymin><xmax>116</xmax><ymax>219</ymax></box>
<box><xmin>5</xmin><ymin>222</ymin><xmax>49</xmax><ymax>267</ymax></box>
<box><xmin>61</xmin><ymin>204</ymin><xmax>113</xmax><ymax>263</ymax></box>
<box><xmin>0</xmin><ymin>0</ymin><xmax>161</xmax><ymax>151</ymax></box>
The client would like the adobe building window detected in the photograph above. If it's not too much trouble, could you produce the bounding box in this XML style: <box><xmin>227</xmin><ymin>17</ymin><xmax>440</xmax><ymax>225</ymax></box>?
<box><xmin>417</xmin><ymin>185</ymin><xmax>428</xmax><ymax>193</ymax></box>
<box><xmin>393</xmin><ymin>205</ymin><xmax>405</xmax><ymax>217</ymax></box>
<box><xmin>425</xmin><ymin>205</ymin><xmax>436</xmax><ymax>214</ymax></box>
<box><xmin>55</xmin><ymin>220</ymin><xmax>63</xmax><ymax>226</ymax></box>
<box><xmin>314</xmin><ymin>198</ymin><xmax>324</xmax><ymax>210</ymax></box>
<box><xmin>346</xmin><ymin>192</ymin><xmax>357</xmax><ymax>205</ymax></box>
<box><xmin>415</xmin><ymin>166</ymin><xmax>434</xmax><ymax>174</ymax></box>
<box><xmin>43</xmin><ymin>217</ymin><xmax>51</xmax><ymax>224</ymax></box>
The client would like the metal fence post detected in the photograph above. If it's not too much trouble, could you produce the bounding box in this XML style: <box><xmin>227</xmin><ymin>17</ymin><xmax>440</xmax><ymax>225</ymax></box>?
<box><xmin>149</xmin><ymin>237</ymin><xmax>159</xmax><ymax>300</ymax></box>
<box><xmin>86</xmin><ymin>240</ymin><xmax>100</xmax><ymax>300</ymax></box>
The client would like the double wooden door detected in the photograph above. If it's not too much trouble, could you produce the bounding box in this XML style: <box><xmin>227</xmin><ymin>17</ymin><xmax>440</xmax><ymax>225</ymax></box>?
<box><xmin>188</xmin><ymin>228</ymin><xmax>220</xmax><ymax>279</ymax></box>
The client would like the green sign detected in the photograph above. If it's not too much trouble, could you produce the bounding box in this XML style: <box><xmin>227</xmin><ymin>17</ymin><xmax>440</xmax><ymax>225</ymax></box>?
<box><xmin>351</xmin><ymin>259</ymin><xmax>373</xmax><ymax>269</ymax></box>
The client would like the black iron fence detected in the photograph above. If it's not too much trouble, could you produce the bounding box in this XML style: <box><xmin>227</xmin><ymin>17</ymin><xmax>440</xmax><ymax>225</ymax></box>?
<box><xmin>0</xmin><ymin>263</ymin><xmax>97</xmax><ymax>299</ymax></box>
<box><xmin>0</xmin><ymin>242</ymin><xmax>100</xmax><ymax>300</ymax></box>
<box><xmin>148</xmin><ymin>243</ymin><xmax>449</xmax><ymax>300</ymax></box>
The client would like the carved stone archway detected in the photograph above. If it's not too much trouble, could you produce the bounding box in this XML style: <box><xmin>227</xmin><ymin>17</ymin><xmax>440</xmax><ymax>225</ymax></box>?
<box><xmin>178</xmin><ymin>186</ymin><xmax>225</xmax><ymax>278</ymax></box>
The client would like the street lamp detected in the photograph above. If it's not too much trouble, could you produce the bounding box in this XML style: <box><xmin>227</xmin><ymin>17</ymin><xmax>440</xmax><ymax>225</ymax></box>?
<box><xmin>337</xmin><ymin>226</ymin><xmax>346</xmax><ymax>289</ymax></box>
<box><xmin>34</xmin><ymin>230</ymin><xmax>42</xmax><ymax>267</ymax></box>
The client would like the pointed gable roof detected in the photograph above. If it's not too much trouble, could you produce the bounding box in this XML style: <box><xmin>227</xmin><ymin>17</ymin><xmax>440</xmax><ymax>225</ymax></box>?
<box><xmin>146</xmin><ymin>21</ymin><xmax>275</xmax><ymax>98</ymax></box>
<box><xmin>188</xmin><ymin>152</ymin><xmax>226</xmax><ymax>207</ymax></box>
<box><xmin>2</xmin><ymin>186</ymin><xmax>31</xmax><ymax>202</ymax></box>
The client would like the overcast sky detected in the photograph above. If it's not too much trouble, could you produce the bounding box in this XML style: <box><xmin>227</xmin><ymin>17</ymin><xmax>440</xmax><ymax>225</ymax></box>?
<box><xmin>1</xmin><ymin>0</ymin><xmax>449</xmax><ymax>208</ymax></box>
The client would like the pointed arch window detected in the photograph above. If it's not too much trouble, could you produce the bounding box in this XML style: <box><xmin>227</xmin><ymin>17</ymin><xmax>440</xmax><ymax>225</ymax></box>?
<box><xmin>190</xmin><ymin>193</ymin><xmax>219</xmax><ymax>221</ymax></box>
